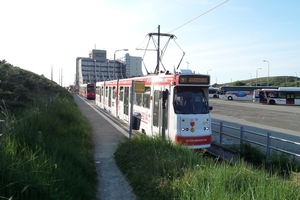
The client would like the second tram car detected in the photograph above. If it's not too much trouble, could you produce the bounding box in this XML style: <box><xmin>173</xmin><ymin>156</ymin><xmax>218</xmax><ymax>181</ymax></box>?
<box><xmin>95</xmin><ymin>69</ymin><xmax>213</xmax><ymax>149</ymax></box>
<box><xmin>79</xmin><ymin>83</ymin><xmax>95</xmax><ymax>99</ymax></box>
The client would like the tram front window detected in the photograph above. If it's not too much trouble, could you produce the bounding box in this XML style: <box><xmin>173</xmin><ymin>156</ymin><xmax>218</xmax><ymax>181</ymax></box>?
<box><xmin>173</xmin><ymin>86</ymin><xmax>209</xmax><ymax>114</ymax></box>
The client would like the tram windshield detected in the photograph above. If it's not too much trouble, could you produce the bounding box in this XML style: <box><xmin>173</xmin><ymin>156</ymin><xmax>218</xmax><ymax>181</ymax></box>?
<box><xmin>173</xmin><ymin>86</ymin><xmax>209</xmax><ymax>114</ymax></box>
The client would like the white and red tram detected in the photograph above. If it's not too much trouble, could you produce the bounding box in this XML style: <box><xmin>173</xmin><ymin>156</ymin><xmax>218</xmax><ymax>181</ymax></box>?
<box><xmin>95</xmin><ymin>69</ymin><xmax>212</xmax><ymax>149</ymax></box>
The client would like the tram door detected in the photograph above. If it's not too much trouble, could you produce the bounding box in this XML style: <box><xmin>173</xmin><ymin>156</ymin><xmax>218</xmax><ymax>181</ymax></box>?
<box><xmin>108</xmin><ymin>87</ymin><xmax>112</xmax><ymax>107</ymax></box>
<box><xmin>153</xmin><ymin>90</ymin><xmax>160</xmax><ymax>128</ymax></box>
<box><xmin>124</xmin><ymin>87</ymin><xmax>129</xmax><ymax>115</ymax></box>
<box><xmin>286</xmin><ymin>93</ymin><xmax>295</xmax><ymax>104</ymax></box>
<box><xmin>153</xmin><ymin>89</ymin><xmax>169</xmax><ymax>135</ymax></box>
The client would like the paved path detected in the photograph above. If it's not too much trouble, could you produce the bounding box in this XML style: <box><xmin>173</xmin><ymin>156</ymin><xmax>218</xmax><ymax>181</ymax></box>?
<box><xmin>73</xmin><ymin>95</ymin><xmax>136</xmax><ymax>200</ymax></box>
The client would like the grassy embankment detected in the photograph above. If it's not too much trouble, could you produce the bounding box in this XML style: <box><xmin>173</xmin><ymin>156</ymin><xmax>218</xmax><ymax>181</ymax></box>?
<box><xmin>0</xmin><ymin>60</ymin><xmax>96</xmax><ymax>199</ymax></box>
<box><xmin>115</xmin><ymin>135</ymin><xmax>300</xmax><ymax>199</ymax></box>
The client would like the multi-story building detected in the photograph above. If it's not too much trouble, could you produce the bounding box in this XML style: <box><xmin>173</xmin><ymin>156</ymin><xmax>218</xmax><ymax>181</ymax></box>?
<box><xmin>125</xmin><ymin>53</ymin><xmax>143</xmax><ymax>78</ymax></box>
<box><xmin>75</xmin><ymin>49</ymin><xmax>143</xmax><ymax>87</ymax></box>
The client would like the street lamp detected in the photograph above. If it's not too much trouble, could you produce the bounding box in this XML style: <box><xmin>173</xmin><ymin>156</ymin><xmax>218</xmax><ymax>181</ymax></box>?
<box><xmin>256</xmin><ymin>68</ymin><xmax>261</xmax><ymax>86</ymax></box>
<box><xmin>186</xmin><ymin>61</ymin><xmax>189</xmax><ymax>69</ymax></box>
<box><xmin>215</xmin><ymin>76</ymin><xmax>219</xmax><ymax>84</ymax></box>
<box><xmin>207</xmin><ymin>69</ymin><xmax>212</xmax><ymax>75</ymax></box>
<box><xmin>295</xmin><ymin>72</ymin><xmax>298</xmax><ymax>87</ymax></box>
<box><xmin>263</xmin><ymin>60</ymin><xmax>270</xmax><ymax>86</ymax></box>
<box><xmin>114</xmin><ymin>49</ymin><xmax>128</xmax><ymax>79</ymax></box>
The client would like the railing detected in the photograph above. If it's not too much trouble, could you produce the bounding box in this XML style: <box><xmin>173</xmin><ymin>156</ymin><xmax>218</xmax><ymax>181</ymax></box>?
<box><xmin>212</xmin><ymin>121</ymin><xmax>300</xmax><ymax>162</ymax></box>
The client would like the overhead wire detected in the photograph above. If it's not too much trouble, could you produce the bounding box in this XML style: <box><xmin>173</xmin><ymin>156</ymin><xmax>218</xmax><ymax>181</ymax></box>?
<box><xmin>134</xmin><ymin>0</ymin><xmax>229</xmax><ymax>52</ymax></box>
<box><xmin>168</xmin><ymin>0</ymin><xmax>229</xmax><ymax>34</ymax></box>
<box><xmin>133</xmin><ymin>0</ymin><xmax>229</xmax><ymax>72</ymax></box>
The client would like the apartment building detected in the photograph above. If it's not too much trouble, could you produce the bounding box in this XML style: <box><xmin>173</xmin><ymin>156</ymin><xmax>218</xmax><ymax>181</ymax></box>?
<box><xmin>75</xmin><ymin>49</ymin><xmax>143</xmax><ymax>87</ymax></box>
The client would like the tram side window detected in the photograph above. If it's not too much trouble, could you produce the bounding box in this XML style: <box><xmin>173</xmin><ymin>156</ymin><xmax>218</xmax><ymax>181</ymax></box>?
<box><xmin>295</xmin><ymin>92</ymin><xmax>300</xmax><ymax>99</ymax></box>
<box><xmin>119</xmin><ymin>87</ymin><xmax>124</xmax><ymax>101</ymax></box>
<box><xmin>143</xmin><ymin>87</ymin><xmax>151</xmax><ymax>108</ymax></box>
<box><xmin>100</xmin><ymin>87</ymin><xmax>103</xmax><ymax>102</ymax></box>
<box><xmin>135</xmin><ymin>93</ymin><xmax>142</xmax><ymax>106</ymax></box>
<box><xmin>112</xmin><ymin>87</ymin><xmax>116</xmax><ymax>99</ymax></box>
<box><xmin>105</xmin><ymin>87</ymin><xmax>108</xmax><ymax>97</ymax></box>
<box><xmin>96</xmin><ymin>86</ymin><xmax>100</xmax><ymax>95</ymax></box>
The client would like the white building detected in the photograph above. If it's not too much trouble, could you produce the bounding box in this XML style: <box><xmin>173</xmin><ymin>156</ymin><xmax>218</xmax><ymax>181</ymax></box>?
<box><xmin>125</xmin><ymin>53</ymin><xmax>143</xmax><ymax>78</ymax></box>
<box><xmin>76</xmin><ymin>49</ymin><xmax>143</xmax><ymax>87</ymax></box>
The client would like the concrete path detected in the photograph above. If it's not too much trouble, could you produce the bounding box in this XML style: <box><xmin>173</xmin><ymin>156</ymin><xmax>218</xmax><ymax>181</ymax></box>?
<box><xmin>73</xmin><ymin>95</ymin><xmax>136</xmax><ymax>200</ymax></box>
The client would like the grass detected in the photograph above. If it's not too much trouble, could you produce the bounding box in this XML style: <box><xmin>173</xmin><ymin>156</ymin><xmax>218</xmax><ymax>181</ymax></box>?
<box><xmin>0</xmin><ymin>93</ymin><xmax>97</xmax><ymax>199</ymax></box>
<box><xmin>115</xmin><ymin>135</ymin><xmax>300</xmax><ymax>200</ymax></box>
<box><xmin>234</xmin><ymin>143</ymin><xmax>300</xmax><ymax>177</ymax></box>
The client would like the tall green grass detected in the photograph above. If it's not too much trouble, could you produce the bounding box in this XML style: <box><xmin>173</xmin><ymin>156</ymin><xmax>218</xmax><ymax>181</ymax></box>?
<box><xmin>0</xmin><ymin>93</ymin><xmax>96</xmax><ymax>199</ymax></box>
<box><xmin>115</xmin><ymin>135</ymin><xmax>300</xmax><ymax>200</ymax></box>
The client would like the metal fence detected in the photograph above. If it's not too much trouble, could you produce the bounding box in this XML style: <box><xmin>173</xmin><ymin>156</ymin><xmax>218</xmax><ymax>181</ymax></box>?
<box><xmin>212</xmin><ymin>121</ymin><xmax>300</xmax><ymax>162</ymax></box>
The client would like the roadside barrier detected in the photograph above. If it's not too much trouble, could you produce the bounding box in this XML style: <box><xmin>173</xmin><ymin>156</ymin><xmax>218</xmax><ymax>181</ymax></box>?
<box><xmin>212</xmin><ymin>121</ymin><xmax>300</xmax><ymax>162</ymax></box>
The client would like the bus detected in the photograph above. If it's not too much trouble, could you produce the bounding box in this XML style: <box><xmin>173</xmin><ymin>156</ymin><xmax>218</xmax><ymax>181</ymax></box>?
<box><xmin>218</xmin><ymin>86</ymin><xmax>278</xmax><ymax>101</ymax></box>
<box><xmin>95</xmin><ymin>69</ymin><xmax>213</xmax><ymax>149</ymax></box>
<box><xmin>79</xmin><ymin>83</ymin><xmax>95</xmax><ymax>99</ymax></box>
<box><xmin>253</xmin><ymin>87</ymin><xmax>300</xmax><ymax>105</ymax></box>
<box><xmin>209</xmin><ymin>87</ymin><xmax>219</xmax><ymax>98</ymax></box>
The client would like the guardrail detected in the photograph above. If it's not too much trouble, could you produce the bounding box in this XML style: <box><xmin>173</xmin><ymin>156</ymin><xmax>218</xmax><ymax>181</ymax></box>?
<box><xmin>212</xmin><ymin>121</ymin><xmax>300</xmax><ymax>162</ymax></box>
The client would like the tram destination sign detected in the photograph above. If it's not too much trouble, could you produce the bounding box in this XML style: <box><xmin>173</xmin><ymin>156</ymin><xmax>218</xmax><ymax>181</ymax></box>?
<box><xmin>134</xmin><ymin>81</ymin><xmax>145</xmax><ymax>93</ymax></box>
<box><xmin>179</xmin><ymin>75</ymin><xmax>209</xmax><ymax>84</ymax></box>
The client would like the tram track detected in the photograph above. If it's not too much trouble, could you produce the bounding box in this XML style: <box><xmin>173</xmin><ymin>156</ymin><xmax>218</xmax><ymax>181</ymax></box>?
<box><xmin>206</xmin><ymin>143</ymin><xmax>239</xmax><ymax>164</ymax></box>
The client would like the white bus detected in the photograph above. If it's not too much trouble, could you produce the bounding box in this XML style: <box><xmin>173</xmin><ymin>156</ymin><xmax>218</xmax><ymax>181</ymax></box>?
<box><xmin>253</xmin><ymin>87</ymin><xmax>300</xmax><ymax>105</ymax></box>
<box><xmin>219</xmin><ymin>86</ymin><xmax>278</xmax><ymax>101</ymax></box>
<box><xmin>208</xmin><ymin>87</ymin><xmax>219</xmax><ymax>98</ymax></box>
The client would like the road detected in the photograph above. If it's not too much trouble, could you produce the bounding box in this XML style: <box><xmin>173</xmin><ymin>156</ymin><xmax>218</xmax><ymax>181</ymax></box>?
<box><xmin>209</xmin><ymin>98</ymin><xmax>300</xmax><ymax>134</ymax></box>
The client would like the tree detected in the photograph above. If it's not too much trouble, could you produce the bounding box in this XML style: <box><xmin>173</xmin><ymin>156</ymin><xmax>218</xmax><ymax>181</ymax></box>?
<box><xmin>232</xmin><ymin>81</ymin><xmax>246</xmax><ymax>86</ymax></box>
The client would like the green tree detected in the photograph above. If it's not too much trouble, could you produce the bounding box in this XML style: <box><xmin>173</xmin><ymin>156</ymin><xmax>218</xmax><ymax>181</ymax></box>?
<box><xmin>232</xmin><ymin>81</ymin><xmax>246</xmax><ymax>86</ymax></box>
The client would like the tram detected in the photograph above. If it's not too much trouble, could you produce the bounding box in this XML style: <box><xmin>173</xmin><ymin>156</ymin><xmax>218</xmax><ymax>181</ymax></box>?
<box><xmin>79</xmin><ymin>83</ymin><xmax>95</xmax><ymax>99</ymax></box>
<box><xmin>95</xmin><ymin>69</ymin><xmax>212</xmax><ymax>149</ymax></box>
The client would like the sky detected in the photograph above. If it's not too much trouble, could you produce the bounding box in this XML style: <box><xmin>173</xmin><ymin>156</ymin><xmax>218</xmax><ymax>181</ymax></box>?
<box><xmin>1</xmin><ymin>0</ymin><xmax>300</xmax><ymax>86</ymax></box>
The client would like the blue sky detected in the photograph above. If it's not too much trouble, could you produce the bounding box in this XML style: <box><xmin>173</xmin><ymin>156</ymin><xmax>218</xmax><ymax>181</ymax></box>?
<box><xmin>1</xmin><ymin>0</ymin><xmax>299</xmax><ymax>86</ymax></box>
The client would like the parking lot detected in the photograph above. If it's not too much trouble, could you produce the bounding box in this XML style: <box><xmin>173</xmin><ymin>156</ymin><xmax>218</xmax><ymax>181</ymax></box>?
<box><xmin>209</xmin><ymin>98</ymin><xmax>300</xmax><ymax>133</ymax></box>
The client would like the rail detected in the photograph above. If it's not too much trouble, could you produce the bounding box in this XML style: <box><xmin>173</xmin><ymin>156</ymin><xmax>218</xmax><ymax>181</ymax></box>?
<box><xmin>212</xmin><ymin>121</ymin><xmax>300</xmax><ymax>162</ymax></box>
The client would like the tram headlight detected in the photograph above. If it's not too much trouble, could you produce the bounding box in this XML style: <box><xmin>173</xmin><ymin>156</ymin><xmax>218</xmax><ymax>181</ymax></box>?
<box><xmin>204</xmin><ymin>127</ymin><xmax>209</xmax><ymax>130</ymax></box>
<box><xmin>181</xmin><ymin>127</ymin><xmax>189</xmax><ymax>131</ymax></box>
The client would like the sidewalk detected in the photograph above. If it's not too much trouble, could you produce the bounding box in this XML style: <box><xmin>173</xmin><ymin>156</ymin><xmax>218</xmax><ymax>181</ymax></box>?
<box><xmin>73</xmin><ymin>95</ymin><xmax>136</xmax><ymax>200</ymax></box>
